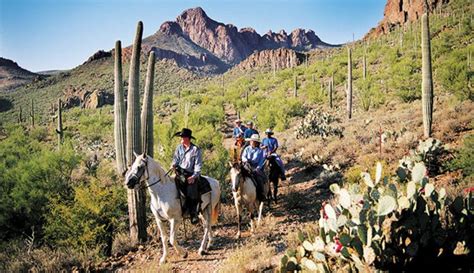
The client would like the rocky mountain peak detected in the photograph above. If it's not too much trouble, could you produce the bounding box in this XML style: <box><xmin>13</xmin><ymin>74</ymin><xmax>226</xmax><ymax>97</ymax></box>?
<box><xmin>159</xmin><ymin>21</ymin><xmax>183</xmax><ymax>35</ymax></box>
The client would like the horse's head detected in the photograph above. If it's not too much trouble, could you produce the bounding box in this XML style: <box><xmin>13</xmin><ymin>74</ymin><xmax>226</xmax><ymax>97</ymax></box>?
<box><xmin>125</xmin><ymin>152</ymin><xmax>148</xmax><ymax>189</ymax></box>
<box><xmin>229</xmin><ymin>161</ymin><xmax>243</xmax><ymax>192</ymax></box>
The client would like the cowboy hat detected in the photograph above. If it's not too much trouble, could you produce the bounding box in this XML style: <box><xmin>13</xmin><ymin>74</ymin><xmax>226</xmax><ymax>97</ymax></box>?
<box><xmin>235</xmin><ymin>119</ymin><xmax>242</xmax><ymax>123</ymax></box>
<box><xmin>173</xmin><ymin>128</ymin><xmax>195</xmax><ymax>139</ymax></box>
<box><xmin>245</xmin><ymin>134</ymin><xmax>260</xmax><ymax>142</ymax></box>
<box><xmin>265</xmin><ymin>128</ymin><xmax>274</xmax><ymax>135</ymax></box>
<box><xmin>246</xmin><ymin>121</ymin><xmax>253</xmax><ymax>125</ymax></box>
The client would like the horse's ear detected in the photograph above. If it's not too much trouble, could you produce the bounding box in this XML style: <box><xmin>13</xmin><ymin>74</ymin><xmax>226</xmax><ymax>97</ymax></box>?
<box><xmin>133</xmin><ymin>151</ymin><xmax>139</xmax><ymax>159</ymax></box>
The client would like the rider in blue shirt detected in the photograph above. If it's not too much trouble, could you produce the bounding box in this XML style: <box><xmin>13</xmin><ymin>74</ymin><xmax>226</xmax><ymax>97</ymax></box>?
<box><xmin>241</xmin><ymin>134</ymin><xmax>267</xmax><ymax>201</ymax></box>
<box><xmin>243</xmin><ymin>121</ymin><xmax>259</xmax><ymax>139</ymax></box>
<box><xmin>233</xmin><ymin>119</ymin><xmax>247</xmax><ymax>140</ymax></box>
<box><xmin>261</xmin><ymin>128</ymin><xmax>286</xmax><ymax>181</ymax></box>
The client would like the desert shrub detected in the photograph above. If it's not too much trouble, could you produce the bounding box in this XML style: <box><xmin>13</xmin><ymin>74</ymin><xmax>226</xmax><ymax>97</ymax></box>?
<box><xmin>435</xmin><ymin>48</ymin><xmax>472</xmax><ymax>101</ymax></box>
<box><xmin>0</xmin><ymin>125</ymin><xmax>80</xmax><ymax>240</ymax></box>
<box><xmin>44</xmin><ymin>178</ymin><xmax>127</xmax><ymax>256</ymax></box>
<box><xmin>448</xmin><ymin>134</ymin><xmax>474</xmax><ymax>179</ymax></box>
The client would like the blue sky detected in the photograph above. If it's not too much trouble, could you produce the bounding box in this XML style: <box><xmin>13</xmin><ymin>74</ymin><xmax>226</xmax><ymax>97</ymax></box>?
<box><xmin>0</xmin><ymin>0</ymin><xmax>385</xmax><ymax>72</ymax></box>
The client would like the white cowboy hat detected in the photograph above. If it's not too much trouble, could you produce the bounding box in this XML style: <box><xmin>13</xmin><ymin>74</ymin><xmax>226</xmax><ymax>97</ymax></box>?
<box><xmin>246</xmin><ymin>121</ymin><xmax>253</xmax><ymax>125</ymax></box>
<box><xmin>235</xmin><ymin>119</ymin><xmax>242</xmax><ymax>123</ymax></box>
<box><xmin>265</xmin><ymin>128</ymin><xmax>274</xmax><ymax>134</ymax></box>
<box><xmin>245</xmin><ymin>134</ymin><xmax>260</xmax><ymax>142</ymax></box>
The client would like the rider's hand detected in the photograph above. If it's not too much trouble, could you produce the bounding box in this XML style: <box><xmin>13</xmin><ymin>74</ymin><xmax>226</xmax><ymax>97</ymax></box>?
<box><xmin>187</xmin><ymin>176</ymin><xmax>195</xmax><ymax>184</ymax></box>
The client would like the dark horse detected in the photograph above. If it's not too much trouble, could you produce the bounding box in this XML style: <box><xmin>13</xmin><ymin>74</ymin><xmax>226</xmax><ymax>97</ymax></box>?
<box><xmin>266</xmin><ymin>154</ymin><xmax>284</xmax><ymax>203</ymax></box>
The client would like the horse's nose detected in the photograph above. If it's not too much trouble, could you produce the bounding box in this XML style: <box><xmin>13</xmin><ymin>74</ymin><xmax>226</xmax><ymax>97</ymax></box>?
<box><xmin>127</xmin><ymin>176</ymin><xmax>138</xmax><ymax>189</ymax></box>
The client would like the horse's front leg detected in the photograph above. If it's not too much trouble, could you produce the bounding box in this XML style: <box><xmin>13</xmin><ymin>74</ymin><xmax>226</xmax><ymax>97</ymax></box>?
<box><xmin>257</xmin><ymin>200</ymin><xmax>264</xmax><ymax>227</ymax></box>
<box><xmin>233</xmin><ymin>193</ymin><xmax>241</xmax><ymax>239</ymax></box>
<box><xmin>155</xmin><ymin>219</ymin><xmax>169</xmax><ymax>264</ymax></box>
<box><xmin>170</xmin><ymin>218</ymin><xmax>187</xmax><ymax>258</ymax></box>
<box><xmin>198</xmin><ymin>206</ymin><xmax>211</xmax><ymax>256</ymax></box>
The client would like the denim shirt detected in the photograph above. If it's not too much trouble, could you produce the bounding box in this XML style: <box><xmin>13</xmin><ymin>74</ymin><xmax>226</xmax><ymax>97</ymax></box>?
<box><xmin>244</xmin><ymin>128</ymin><xmax>259</xmax><ymax>139</ymax></box>
<box><xmin>241</xmin><ymin>145</ymin><xmax>265</xmax><ymax>170</ymax></box>
<box><xmin>262</xmin><ymin>137</ymin><xmax>278</xmax><ymax>153</ymax></box>
<box><xmin>233</xmin><ymin>125</ymin><xmax>247</xmax><ymax>139</ymax></box>
<box><xmin>172</xmin><ymin>143</ymin><xmax>202</xmax><ymax>178</ymax></box>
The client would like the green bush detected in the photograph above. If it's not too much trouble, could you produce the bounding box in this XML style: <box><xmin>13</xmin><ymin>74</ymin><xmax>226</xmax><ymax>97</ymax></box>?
<box><xmin>0</xmin><ymin>125</ymin><xmax>80</xmax><ymax>240</ymax></box>
<box><xmin>44</xmin><ymin>177</ymin><xmax>127</xmax><ymax>256</ymax></box>
<box><xmin>449</xmin><ymin>134</ymin><xmax>474</xmax><ymax>179</ymax></box>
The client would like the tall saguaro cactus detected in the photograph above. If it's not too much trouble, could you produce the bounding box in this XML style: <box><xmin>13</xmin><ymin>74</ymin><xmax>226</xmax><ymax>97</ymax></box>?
<box><xmin>329</xmin><ymin>74</ymin><xmax>334</xmax><ymax>108</ymax></box>
<box><xmin>126</xmin><ymin>21</ymin><xmax>143</xmax><ymax>163</ymax></box>
<box><xmin>363</xmin><ymin>47</ymin><xmax>367</xmax><ymax>80</ymax></box>
<box><xmin>421</xmin><ymin>11</ymin><xmax>434</xmax><ymax>138</ymax></box>
<box><xmin>347</xmin><ymin>47</ymin><xmax>353</xmax><ymax>119</ymax></box>
<box><xmin>56</xmin><ymin>98</ymin><xmax>66</xmax><ymax>149</ymax></box>
<box><xmin>30</xmin><ymin>99</ymin><xmax>35</xmax><ymax>127</ymax></box>
<box><xmin>141</xmin><ymin>51</ymin><xmax>155</xmax><ymax>157</ymax></box>
<box><xmin>115</xmin><ymin>21</ymin><xmax>147</xmax><ymax>244</ymax></box>
<box><xmin>114</xmin><ymin>40</ymin><xmax>127</xmax><ymax>175</ymax></box>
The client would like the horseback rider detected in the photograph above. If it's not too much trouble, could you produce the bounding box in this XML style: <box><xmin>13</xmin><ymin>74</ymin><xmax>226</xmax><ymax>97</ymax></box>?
<box><xmin>241</xmin><ymin>134</ymin><xmax>267</xmax><ymax>201</ymax></box>
<box><xmin>243</xmin><ymin>121</ymin><xmax>259</xmax><ymax>147</ymax></box>
<box><xmin>261</xmin><ymin>128</ymin><xmax>286</xmax><ymax>181</ymax></box>
<box><xmin>232</xmin><ymin>119</ymin><xmax>247</xmax><ymax>147</ymax></box>
<box><xmin>243</xmin><ymin>121</ymin><xmax>259</xmax><ymax>139</ymax></box>
<box><xmin>172</xmin><ymin>128</ymin><xmax>202</xmax><ymax>224</ymax></box>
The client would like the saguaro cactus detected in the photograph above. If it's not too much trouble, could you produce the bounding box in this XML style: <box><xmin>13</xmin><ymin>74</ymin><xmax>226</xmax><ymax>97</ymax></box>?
<box><xmin>30</xmin><ymin>98</ymin><xmax>35</xmax><ymax>127</ymax></box>
<box><xmin>56</xmin><ymin>98</ymin><xmax>66</xmax><ymax>148</ymax></box>
<box><xmin>114</xmin><ymin>40</ymin><xmax>127</xmax><ymax>175</ymax></box>
<box><xmin>18</xmin><ymin>106</ymin><xmax>23</xmax><ymax>123</ymax></box>
<box><xmin>329</xmin><ymin>74</ymin><xmax>334</xmax><ymax>108</ymax></box>
<box><xmin>126</xmin><ymin>21</ymin><xmax>143</xmax><ymax>162</ymax></box>
<box><xmin>141</xmin><ymin>51</ymin><xmax>155</xmax><ymax>157</ymax></box>
<box><xmin>125</xmin><ymin>21</ymin><xmax>147</xmax><ymax>244</ymax></box>
<box><xmin>421</xmin><ymin>11</ymin><xmax>434</xmax><ymax>138</ymax></box>
<box><xmin>363</xmin><ymin>48</ymin><xmax>367</xmax><ymax>80</ymax></box>
<box><xmin>347</xmin><ymin>47</ymin><xmax>353</xmax><ymax>119</ymax></box>
<box><xmin>294</xmin><ymin>75</ymin><xmax>298</xmax><ymax>97</ymax></box>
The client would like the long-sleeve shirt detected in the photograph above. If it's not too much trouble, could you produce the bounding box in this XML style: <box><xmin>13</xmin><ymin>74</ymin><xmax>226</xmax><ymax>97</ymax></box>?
<box><xmin>261</xmin><ymin>137</ymin><xmax>278</xmax><ymax>154</ymax></box>
<box><xmin>241</xmin><ymin>145</ymin><xmax>265</xmax><ymax>170</ymax></box>
<box><xmin>233</xmin><ymin>125</ymin><xmax>247</xmax><ymax>139</ymax></box>
<box><xmin>172</xmin><ymin>143</ymin><xmax>202</xmax><ymax>178</ymax></box>
<box><xmin>244</xmin><ymin>128</ymin><xmax>259</xmax><ymax>139</ymax></box>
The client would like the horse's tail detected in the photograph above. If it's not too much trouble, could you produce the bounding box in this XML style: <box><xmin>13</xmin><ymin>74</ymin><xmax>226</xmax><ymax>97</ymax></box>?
<box><xmin>211</xmin><ymin>199</ymin><xmax>220</xmax><ymax>225</ymax></box>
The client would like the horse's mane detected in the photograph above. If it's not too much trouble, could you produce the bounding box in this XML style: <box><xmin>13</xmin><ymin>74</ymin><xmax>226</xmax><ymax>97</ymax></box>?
<box><xmin>146</xmin><ymin>156</ymin><xmax>170</xmax><ymax>183</ymax></box>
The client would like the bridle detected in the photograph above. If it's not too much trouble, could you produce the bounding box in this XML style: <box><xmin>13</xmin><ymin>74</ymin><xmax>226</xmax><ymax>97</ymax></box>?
<box><xmin>128</xmin><ymin>156</ymin><xmax>171</xmax><ymax>190</ymax></box>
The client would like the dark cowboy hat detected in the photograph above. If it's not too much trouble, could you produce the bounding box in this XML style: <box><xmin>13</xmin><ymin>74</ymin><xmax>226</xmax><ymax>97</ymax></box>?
<box><xmin>174</xmin><ymin>128</ymin><xmax>195</xmax><ymax>139</ymax></box>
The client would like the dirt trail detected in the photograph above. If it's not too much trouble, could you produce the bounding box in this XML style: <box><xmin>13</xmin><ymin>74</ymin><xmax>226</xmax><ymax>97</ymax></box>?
<box><xmin>98</xmin><ymin>104</ymin><xmax>331</xmax><ymax>272</ymax></box>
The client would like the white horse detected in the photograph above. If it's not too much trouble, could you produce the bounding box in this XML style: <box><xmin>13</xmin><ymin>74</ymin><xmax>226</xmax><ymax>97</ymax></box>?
<box><xmin>229</xmin><ymin>162</ymin><xmax>268</xmax><ymax>238</ymax></box>
<box><xmin>125</xmin><ymin>154</ymin><xmax>221</xmax><ymax>264</ymax></box>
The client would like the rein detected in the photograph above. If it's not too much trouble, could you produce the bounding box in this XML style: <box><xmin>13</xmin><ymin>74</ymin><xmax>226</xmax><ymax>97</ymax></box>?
<box><xmin>139</xmin><ymin>159</ymin><xmax>173</xmax><ymax>190</ymax></box>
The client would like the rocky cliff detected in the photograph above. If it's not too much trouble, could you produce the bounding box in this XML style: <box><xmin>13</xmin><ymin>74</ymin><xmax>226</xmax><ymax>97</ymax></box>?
<box><xmin>236</xmin><ymin>48</ymin><xmax>305</xmax><ymax>71</ymax></box>
<box><xmin>366</xmin><ymin>0</ymin><xmax>449</xmax><ymax>38</ymax></box>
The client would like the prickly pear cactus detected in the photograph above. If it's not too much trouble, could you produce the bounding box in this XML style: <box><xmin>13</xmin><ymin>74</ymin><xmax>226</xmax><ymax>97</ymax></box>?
<box><xmin>398</xmin><ymin>138</ymin><xmax>445</xmax><ymax>178</ymax></box>
<box><xmin>295</xmin><ymin>109</ymin><xmax>343</xmax><ymax>139</ymax></box>
<box><xmin>281</xmin><ymin>161</ymin><xmax>473</xmax><ymax>272</ymax></box>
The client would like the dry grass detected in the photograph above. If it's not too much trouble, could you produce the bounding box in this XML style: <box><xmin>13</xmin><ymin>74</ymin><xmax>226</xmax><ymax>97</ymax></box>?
<box><xmin>218</xmin><ymin>239</ymin><xmax>275</xmax><ymax>273</ymax></box>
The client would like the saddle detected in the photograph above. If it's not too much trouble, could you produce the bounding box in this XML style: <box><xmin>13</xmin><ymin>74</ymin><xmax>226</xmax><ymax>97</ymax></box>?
<box><xmin>175</xmin><ymin>168</ymin><xmax>212</xmax><ymax>198</ymax></box>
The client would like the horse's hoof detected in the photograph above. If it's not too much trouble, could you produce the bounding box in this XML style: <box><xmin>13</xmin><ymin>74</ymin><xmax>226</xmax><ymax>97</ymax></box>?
<box><xmin>159</xmin><ymin>258</ymin><xmax>166</xmax><ymax>265</ymax></box>
<box><xmin>181</xmin><ymin>251</ymin><xmax>188</xmax><ymax>259</ymax></box>
<box><xmin>198</xmin><ymin>249</ymin><xmax>207</xmax><ymax>256</ymax></box>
